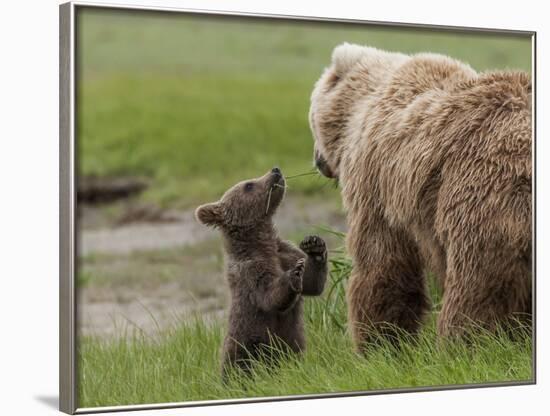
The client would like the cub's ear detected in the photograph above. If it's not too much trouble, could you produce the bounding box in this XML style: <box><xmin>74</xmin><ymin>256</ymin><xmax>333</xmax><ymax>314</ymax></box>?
<box><xmin>195</xmin><ymin>202</ymin><xmax>223</xmax><ymax>227</ymax></box>
<box><xmin>331</xmin><ymin>42</ymin><xmax>367</xmax><ymax>76</ymax></box>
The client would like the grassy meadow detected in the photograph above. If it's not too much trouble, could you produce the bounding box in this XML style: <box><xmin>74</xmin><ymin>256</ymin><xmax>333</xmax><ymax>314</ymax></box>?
<box><xmin>79</xmin><ymin>318</ymin><xmax>532</xmax><ymax>407</ymax></box>
<box><xmin>76</xmin><ymin>7</ymin><xmax>533</xmax><ymax>409</ymax></box>
<box><xmin>78</xmin><ymin>252</ymin><xmax>533</xmax><ymax>408</ymax></box>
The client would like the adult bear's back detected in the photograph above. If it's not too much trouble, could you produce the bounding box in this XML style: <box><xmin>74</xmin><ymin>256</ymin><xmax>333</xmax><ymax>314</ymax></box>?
<box><xmin>434</xmin><ymin>71</ymin><xmax>532</xmax><ymax>256</ymax></box>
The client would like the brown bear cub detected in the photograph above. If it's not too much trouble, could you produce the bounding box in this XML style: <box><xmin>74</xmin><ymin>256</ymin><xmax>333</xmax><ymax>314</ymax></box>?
<box><xmin>195</xmin><ymin>167</ymin><xmax>328</xmax><ymax>379</ymax></box>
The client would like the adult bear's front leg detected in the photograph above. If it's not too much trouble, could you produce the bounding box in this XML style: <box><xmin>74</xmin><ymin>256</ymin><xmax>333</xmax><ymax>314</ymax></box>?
<box><xmin>346</xmin><ymin>217</ymin><xmax>429</xmax><ymax>353</ymax></box>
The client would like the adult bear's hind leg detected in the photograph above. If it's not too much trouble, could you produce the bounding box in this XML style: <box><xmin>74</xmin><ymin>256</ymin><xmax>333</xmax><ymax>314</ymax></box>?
<box><xmin>437</xmin><ymin>239</ymin><xmax>532</xmax><ymax>338</ymax></box>
<box><xmin>347</xmin><ymin>220</ymin><xmax>429</xmax><ymax>353</ymax></box>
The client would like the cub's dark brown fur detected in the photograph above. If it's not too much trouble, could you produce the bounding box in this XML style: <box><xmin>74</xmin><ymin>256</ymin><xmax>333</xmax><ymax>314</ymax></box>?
<box><xmin>195</xmin><ymin>168</ymin><xmax>328</xmax><ymax>379</ymax></box>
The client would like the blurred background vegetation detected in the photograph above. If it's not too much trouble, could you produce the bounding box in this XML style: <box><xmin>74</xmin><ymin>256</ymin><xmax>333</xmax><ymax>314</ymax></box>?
<box><xmin>77</xmin><ymin>7</ymin><xmax>531</xmax><ymax>208</ymax></box>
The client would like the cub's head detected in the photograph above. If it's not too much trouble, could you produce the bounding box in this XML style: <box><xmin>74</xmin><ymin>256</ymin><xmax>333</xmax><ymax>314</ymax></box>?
<box><xmin>195</xmin><ymin>167</ymin><xmax>286</xmax><ymax>230</ymax></box>
<box><xmin>309</xmin><ymin>43</ymin><xmax>408</xmax><ymax>179</ymax></box>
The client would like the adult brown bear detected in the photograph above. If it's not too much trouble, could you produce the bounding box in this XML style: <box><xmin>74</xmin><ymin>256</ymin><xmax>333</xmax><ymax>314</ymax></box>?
<box><xmin>309</xmin><ymin>43</ymin><xmax>532</xmax><ymax>351</ymax></box>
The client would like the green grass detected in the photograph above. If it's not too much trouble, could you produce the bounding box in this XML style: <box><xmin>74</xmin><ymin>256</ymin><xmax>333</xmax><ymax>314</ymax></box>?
<box><xmin>77</xmin><ymin>8</ymin><xmax>532</xmax><ymax>208</ymax></box>
<box><xmin>77</xmin><ymin>252</ymin><xmax>533</xmax><ymax>408</ymax></box>
<box><xmin>78</xmin><ymin>74</ymin><xmax>324</xmax><ymax>206</ymax></box>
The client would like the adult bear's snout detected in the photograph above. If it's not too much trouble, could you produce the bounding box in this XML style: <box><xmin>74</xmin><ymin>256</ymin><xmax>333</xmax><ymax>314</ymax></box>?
<box><xmin>315</xmin><ymin>154</ymin><xmax>336</xmax><ymax>179</ymax></box>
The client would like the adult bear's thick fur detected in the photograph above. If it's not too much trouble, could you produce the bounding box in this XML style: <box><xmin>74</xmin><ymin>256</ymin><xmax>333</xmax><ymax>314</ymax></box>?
<box><xmin>309</xmin><ymin>43</ymin><xmax>532</xmax><ymax>350</ymax></box>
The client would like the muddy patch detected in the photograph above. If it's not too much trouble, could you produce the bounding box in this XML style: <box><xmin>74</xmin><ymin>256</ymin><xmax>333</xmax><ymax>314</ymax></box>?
<box><xmin>78</xmin><ymin>175</ymin><xmax>149</xmax><ymax>204</ymax></box>
<box><xmin>79</xmin><ymin>196</ymin><xmax>345</xmax><ymax>256</ymax></box>
<box><xmin>78</xmin><ymin>284</ymin><xmax>225</xmax><ymax>338</ymax></box>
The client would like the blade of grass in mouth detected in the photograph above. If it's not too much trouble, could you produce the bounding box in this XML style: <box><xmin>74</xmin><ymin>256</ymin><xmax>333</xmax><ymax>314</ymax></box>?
<box><xmin>285</xmin><ymin>170</ymin><xmax>318</xmax><ymax>180</ymax></box>
<box><xmin>265</xmin><ymin>187</ymin><xmax>273</xmax><ymax>215</ymax></box>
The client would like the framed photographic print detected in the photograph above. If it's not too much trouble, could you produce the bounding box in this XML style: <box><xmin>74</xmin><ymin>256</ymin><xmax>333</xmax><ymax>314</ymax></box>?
<box><xmin>59</xmin><ymin>1</ymin><xmax>535</xmax><ymax>413</ymax></box>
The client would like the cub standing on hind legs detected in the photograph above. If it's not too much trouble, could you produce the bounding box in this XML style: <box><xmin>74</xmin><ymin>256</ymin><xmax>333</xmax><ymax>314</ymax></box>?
<box><xmin>195</xmin><ymin>167</ymin><xmax>328</xmax><ymax>380</ymax></box>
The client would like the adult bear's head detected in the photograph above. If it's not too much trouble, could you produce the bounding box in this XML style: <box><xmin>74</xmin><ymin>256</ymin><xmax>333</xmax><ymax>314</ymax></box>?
<box><xmin>309</xmin><ymin>43</ymin><xmax>408</xmax><ymax>179</ymax></box>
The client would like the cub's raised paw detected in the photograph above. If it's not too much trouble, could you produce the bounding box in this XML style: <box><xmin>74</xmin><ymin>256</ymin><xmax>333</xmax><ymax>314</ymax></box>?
<box><xmin>290</xmin><ymin>258</ymin><xmax>305</xmax><ymax>292</ymax></box>
<box><xmin>300</xmin><ymin>235</ymin><xmax>327</xmax><ymax>262</ymax></box>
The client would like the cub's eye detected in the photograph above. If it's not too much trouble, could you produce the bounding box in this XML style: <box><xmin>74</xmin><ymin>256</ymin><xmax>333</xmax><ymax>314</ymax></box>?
<box><xmin>244</xmin><ymin>182</ymin><xmax>254</xmax><ymax>192</ymax></box>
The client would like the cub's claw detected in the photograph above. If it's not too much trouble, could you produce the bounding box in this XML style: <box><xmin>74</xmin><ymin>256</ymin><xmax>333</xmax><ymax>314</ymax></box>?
<box><xmin>294</xmin><ymin>257</ymin><xmax>305</xmax><ymax>275</ymax></box>
<box><xmin>300</xmin><ymin>235</ymin><xmax>327</xmax><ymax>262</ymax></box>
<box><xmin>290</xmin><ymin>258</ymin><xmax>305</xmax><ymax>292</ymax></box>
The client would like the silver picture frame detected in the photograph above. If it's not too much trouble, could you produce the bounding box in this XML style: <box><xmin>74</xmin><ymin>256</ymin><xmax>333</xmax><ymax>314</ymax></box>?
<box><xmin>59</xmin><ymin>2</ymin><xmax>537</xmax><ymax>413</ymax></box>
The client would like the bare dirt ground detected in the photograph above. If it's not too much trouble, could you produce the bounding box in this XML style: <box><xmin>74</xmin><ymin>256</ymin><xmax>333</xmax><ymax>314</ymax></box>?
<box><xmin>77</xmin><ymin>195</ymin><xmax>346</xmax><ymax>338</ymax></box>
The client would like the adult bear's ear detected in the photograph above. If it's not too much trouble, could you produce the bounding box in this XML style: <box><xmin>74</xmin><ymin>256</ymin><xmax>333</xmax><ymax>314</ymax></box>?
<box><xmin>331</xmin><ymin>42</ymin><xmax>367</xmax><ymax>76</ymax></box>
<box><xmin>195</xmin><ymin>202</ymin><xmax>223</xmax><ymax>227</ymax></box>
